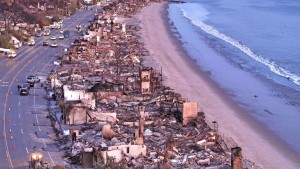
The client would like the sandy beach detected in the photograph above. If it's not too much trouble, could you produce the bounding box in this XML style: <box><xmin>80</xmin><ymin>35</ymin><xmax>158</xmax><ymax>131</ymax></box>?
<box><xmin>137</xmin><ymin>2</ymin><xmax>300</xmax><ymax>169</ymax></box>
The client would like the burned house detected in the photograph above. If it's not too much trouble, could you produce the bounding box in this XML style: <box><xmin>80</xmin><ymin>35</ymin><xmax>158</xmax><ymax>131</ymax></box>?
<box><xmin>44</xmin><ymin>0</ymin><xmax>258</xmax><ymax>168</ymax></box>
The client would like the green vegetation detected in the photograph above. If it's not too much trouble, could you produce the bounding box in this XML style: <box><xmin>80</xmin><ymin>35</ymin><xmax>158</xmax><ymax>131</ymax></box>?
<box><xmin>51</xmin><ymin>15</ymin><xmax>61</xmax><ymax>23</ymax></box>
<box><xmin>9</xmin><ymin>30</ymin><xmax>29</xmax><ymax>42</ymax></box>
<box><xmin>77</xmin><ymin>0</ymin><xmax>81</xmax><ymax>9</ymax></box>
<box><xmin>0</xmin><ymin>34</ymin><xmax>15</xmax><ymax>49</ymax></box>
<box><xmin>0</xmin><ymin>29</ymin><xmax>29</xmax><ymax>49</ymax></box>
<box><xmin>57</xmin><ymin>0</ymin><xmax>64</xmax><ymax>7</ymax></box>
<box><xmin>38</xmin><ymin>18</ymin><xmax>51</xmax><ymax>28</ymax></box>
<box><xmin>69</xmin><ymin>4</ymin><xmax>78</xmax><ymax>15</ymax></box>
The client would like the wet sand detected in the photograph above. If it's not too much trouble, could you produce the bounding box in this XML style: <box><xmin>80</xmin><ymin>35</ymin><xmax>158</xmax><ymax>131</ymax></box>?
<box><xmin>137</xmin><ymin>2</ymin><xmax>300</xmax><ymax>169</ymax></box>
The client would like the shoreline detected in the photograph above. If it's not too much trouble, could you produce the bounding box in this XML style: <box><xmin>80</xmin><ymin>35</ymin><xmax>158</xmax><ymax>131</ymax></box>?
<box><xmin>137</xmin><ymin>2</ymin><xmax>300</xmax><ymax>169</ymax></box>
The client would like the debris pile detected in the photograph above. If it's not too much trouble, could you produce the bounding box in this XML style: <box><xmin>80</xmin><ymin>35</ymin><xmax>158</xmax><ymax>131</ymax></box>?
<box><xmin>45</xmin><ymin>0</ymin><xmax>260</xmax><ymax>168</ymax></box>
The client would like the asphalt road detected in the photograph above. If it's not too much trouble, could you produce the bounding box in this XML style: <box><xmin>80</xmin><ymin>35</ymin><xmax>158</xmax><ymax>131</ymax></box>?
<box><xmin>0</xmin><ymin>7</ymin><xmax>98</xmax><ymax>169</ymax></box>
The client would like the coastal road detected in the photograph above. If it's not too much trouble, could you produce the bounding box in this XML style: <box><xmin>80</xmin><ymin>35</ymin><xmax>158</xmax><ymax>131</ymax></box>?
<box><xmin>0</xmin><ymin>7</ymin><xmax>98</xmax><ymax>169</ymax></box>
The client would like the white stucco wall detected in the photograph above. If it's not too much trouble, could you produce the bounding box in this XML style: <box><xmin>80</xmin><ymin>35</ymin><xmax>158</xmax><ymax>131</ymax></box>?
<box><xmin>63</xmin><ymin>85</ymin><xmax>86</xmax><ymax>101</ymax></box>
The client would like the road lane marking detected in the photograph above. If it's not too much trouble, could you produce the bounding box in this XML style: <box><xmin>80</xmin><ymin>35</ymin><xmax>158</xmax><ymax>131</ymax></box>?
<box><xmin>2</xmin><ymin>45</ymin><xmax>50</xmax><ymax>167</ymax></box>
<box><xmin>34</xmin><ymin>87</ymin><xmax>36</xmax><ymax>111</ymax></box>
<box><xmin>47</xmin><ymin>151</ymin><xmax>55</xmax><ymax>166</ymax></box>
<box><xmin>42</xmin><ymin>139</ymin><xmax>47</xmax><ymax>147</ymax></box>
<box><xmin>19</xmin><ymin>113</ymin><xmax>21</xmax><ymax>118</ymax></box>
<box><xmin>35</xmin><ymin>114</ymin><xmax>39</xmax><ymax>123</ymax></box>
<box><xmin>35</xmin><ymin>114</ymin><xmax>41</xmax><ymax>131</ymax></box>
<box><xmin>40</xmin><ymin>57</ymin><xmax>56</xmax><ymax>72</ymax></box>
<box><xmin>21</xmin><ymin>128</ymin><xmax>23</xmax><ymax>134</ymax></box>
<box><xmin>19</xmin><ymin>102</ymin><xmax>20</xmax><ymax>106</ymax></box>
<box><xmin>25</xmin><ymin>147</ymin><xmax>28</xmax><ymax>154</ymax></box>
<box><xmin>0</xmin><ymin>10</ymin><xmax>91</xmax><ymax>168</ymax></box>
<box><xmin>3</xmin><ymin>91</ymin><xmax>14</xmax><ymax>168</ymax></box>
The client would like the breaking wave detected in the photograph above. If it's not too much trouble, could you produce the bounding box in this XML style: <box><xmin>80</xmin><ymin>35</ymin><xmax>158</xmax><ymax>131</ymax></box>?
<box><xmin>178</xmin><ymin>4</ymin><xmax>300</xmax><ymax>86</ymax></box>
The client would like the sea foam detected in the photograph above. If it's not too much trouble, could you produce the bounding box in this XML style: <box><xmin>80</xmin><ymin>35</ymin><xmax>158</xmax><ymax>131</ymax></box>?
<box><xmin>177</xmin><ymin>3</ymin><xmax>300</xmax><ymax>85</ymax></box>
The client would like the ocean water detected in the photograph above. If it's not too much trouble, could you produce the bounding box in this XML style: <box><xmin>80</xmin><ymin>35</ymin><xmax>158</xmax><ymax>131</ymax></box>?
<box><xmin>168</xmin><ymin>0</ymin><xmax>300</xmax><ymax>154</ymax></box>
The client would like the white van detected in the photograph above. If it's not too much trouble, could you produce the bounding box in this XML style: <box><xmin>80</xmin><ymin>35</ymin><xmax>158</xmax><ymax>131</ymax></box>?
<box><xmin>8</xmin><ymin>51</ymin><xmax>17</xmax><ymax>58</ymax></box>
<box><xmin>0</xmin><ymin>48</ymin><xmax>16</xmax><ymax>58</ymax></box>
<box><xmin>28</xmin><ymin>37</ymin><xmax>35</xmax><ymax>46</ymax></box>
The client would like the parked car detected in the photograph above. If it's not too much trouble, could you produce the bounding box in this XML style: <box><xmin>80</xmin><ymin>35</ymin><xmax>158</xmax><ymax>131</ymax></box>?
<box><xmin>29</xmin><ymin>82</ymin><xmax>34</xmax><ymax>87</ymax></box>
<box><xmin>35</xmin><ymin>32</ymin><xmax>42</xmax><ymax>37</ymax></box>
<box><xmin>54</xmin><ymin>60</ymin><xmax>61</xmax><ymax>66</ymax></box>
<box><xmin>42</xmin><ymin>41</ymin><xmax>49</xmax><ymax>46</ymax></box>
<box><xmin>8</xmin><ymin>51</ymin><xmax>17</xmax><ymax>58</ymax></box>
<box><xmin>50</xmin><ymin>42</ymin><xmax>58</xmax><ymax>47</ymax></box>
<box><xmin>63</xmin><ymin>30</ymin><xmax>69</xmax><ymax>38</ymax></box>
<box><xmin>28</xmin><ymin>37</ymin><xmax>35</xmax><ymax>46</ymax></box>
<box><xmin>58</xmin><ymin>35</ymin><xmax>64</xmax><ymax>40</ymax></box>
<box><xmin>76</xmin><ymin>25</ymin><xmax>81</xmax><ymax>29</ymax></box>
<box><xmin>20</xmin><ymin>83</ymin><xmax>31</xmax><ymax>89</ymax></box>
<box><xmin>20</xmin><ymin>88</ymin><xmax>29</xmax><ymax>96</ymax></box>
<box><xmin>88</xmin><ymin>17</ymin><xmax>93</xmax><ymax>22</ymax></box>
<box><xmin>27</xmin><ymin>75</ymin><xmax>40</xmax><ymax>83</ymax></box>
<box><xmin>50</xmin><ymin>36</ymin><xmax>57</xmax><ymax>40</ymax></box>
<box><xmin>43</xmin><ymin>29</ymin><xmax>51</xmax><ymax>36</ymax></box>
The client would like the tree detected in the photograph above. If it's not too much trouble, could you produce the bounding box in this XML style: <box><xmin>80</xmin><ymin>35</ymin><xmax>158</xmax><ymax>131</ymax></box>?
<box><xmin>9</xmin><ymin>30</ymin><xmax>28</xmax><ymax>42</ymax></box>
<box><xmin>54</xmin><ymin>0</ymin><xmax>64</xmax><ymax>8</ymax></box>
<box><xmin>51</xmin><ymin>15</ymin><xmax>60</xmax><ymax>23</ymax></box>
<box><xmin>58</xmin><ymin>0</ymin><xmax>64</xmax><ymax>7</ymax></box>
<box><xmin>69</xmin><ymin>4</ymin><xmax>78</xmax><ymax>15</ymax></box>
<box><xmin>3</xmin><ymin>11</ymin><xmax>10</xmax><ymax>34</ymax></box>
<box><xmin>4</xmin><ymin>0</ymin><xmax>14</xmax><ymax>34</ymax></box>
<box><xmin>38</xmin><ymin>18</ymin><xmax>50</xmax><ymax>28</ymax></box>
<box><xmin>6</xmin><ymin>0</ymin><xmax>14</xmax><ymax>6</ymax></box>
<box><xmin>0</xmin><ymin>34</ymin><xmax>15</xmax><ymax>49</ymax></box>
<box><xmin>77</xmin><ymin>0</ymin><xmax>80</xmax><ymax>9</ymax></box>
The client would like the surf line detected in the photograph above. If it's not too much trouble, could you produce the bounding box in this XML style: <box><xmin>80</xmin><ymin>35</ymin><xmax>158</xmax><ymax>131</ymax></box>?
<box><xmin>180</xmin><ymin>7</ymin><xmax>300</xmax><ymax>85</ymax></box>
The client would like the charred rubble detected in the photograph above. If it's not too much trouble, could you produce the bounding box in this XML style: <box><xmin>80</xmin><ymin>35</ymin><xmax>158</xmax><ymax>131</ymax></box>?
<box><xmin>44</xmin><ymin>0</ymin><xmax>260</xmax><ymax>168</ymax></box>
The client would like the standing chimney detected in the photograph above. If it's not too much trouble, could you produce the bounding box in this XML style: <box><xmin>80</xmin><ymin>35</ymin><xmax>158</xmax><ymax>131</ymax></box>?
<box><xmin>231</xmin><ymin>147</ymin><xmax>244</xmax><ymax>169</ymax></box>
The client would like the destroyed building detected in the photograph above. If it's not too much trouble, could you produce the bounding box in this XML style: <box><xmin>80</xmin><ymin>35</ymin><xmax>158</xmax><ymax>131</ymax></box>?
<box><xmin>44</xmin><ymin>0</ymin><xmax>260</xmax><ymax>169</ymax></box>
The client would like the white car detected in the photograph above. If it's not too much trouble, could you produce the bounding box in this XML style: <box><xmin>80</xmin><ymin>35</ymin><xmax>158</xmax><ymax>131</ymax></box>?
<box><xmin>54</xmin><ymin>60</ymin><xmax>61</xmax><ymax>65</ymax></box>
<box><xmin>8</xmin><ymin>52</ymin><xmax>17</xmax><ymax>58</ymax></box>
<box><xmin>44</xmin><ymin>30</ymin><xmax>51</xmax><ymax>36</ymax></box>
<box><xmin>50</xmin><ymin>43</ymin><xmax>58</xmax><ymax>47</ymax></box>
<box><xmin>35</xmin><ymin>32</ymin><xmax>42</xmax><ymax>37</ymax></box>
<box><xmin>27</xmin><ymin>75</ymin><xmax>40</xmax><ymax>83</ymax></box>
<box><xmin>50</xmin><ymin>36</ymin><xmax>57</xmax><ymax>40</ymax></box>
<box><xmin>59</xmin><ymin>30</ymin><xmax>64</xmax><ymax>34</ymax></box>
<box><xmin>58</xmin><ymin>35</ymin><xmax>64</xmax><ymax>39</ymax></box>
